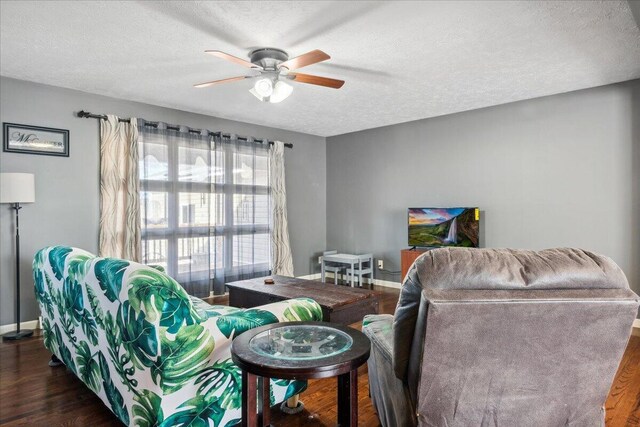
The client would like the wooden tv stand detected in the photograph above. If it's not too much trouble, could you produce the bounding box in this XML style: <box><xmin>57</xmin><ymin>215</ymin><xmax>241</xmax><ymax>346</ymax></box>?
<box><xmin>400</xmin><ymin>248</ymin><xmax>430</xmax><ymax>279</ymax></box>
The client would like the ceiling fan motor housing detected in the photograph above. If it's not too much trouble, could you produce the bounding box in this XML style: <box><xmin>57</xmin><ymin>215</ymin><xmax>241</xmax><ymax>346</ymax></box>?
<box><xmin>249</xmin><ymin>48</ymin><xmax>289</xmax><ymax>70</ymax></box>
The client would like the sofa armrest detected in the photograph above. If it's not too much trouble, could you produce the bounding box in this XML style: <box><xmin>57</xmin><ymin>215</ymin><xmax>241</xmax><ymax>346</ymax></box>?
<box><xmin>211</xmin><ymin>297</ymin><xmax>323</xmax><ymax>340</ymax></box>
<box><xmin>254</xmin><ymin>297</ymin><xmax>324</xmax><ymax>322</ymax></box>
<box><xmin>146</xmin><ymin>297</ymin><xmax>323</xmax><ymax>425</ymax></box>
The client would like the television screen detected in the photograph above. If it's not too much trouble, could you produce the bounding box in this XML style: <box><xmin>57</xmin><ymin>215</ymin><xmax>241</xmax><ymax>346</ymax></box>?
<box><xmin>408</xmin><ymin>207</ymin><xmax>479</xmax><ymax>248</ymax></box>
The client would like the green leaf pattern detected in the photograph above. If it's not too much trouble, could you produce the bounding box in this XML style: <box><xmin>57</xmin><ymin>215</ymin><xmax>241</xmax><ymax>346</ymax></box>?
<box><xmin>33</xmin><ymin>246</ymin><xmax>323</xmax><ymax>426</ymax></box>
<box><xmin>282</xmin><ymin>297</ymin><xmax>323</xmax><ymax>322</ymax></box>
<box><xmin>118</xmin><ymin>301</ymin><xmax>158</xmax><ymax>369</ymax></box>
<box><xmin>159</xmin><ymin>395</ymin><xmax>224</xmax><ymax>427</ymax></box>
<box><xmin>216</xmin><ymin>309</ymin><xmax>278</xmax><ymax>339</ymax></box>
<box><xmin>153</xmin><ymin>324</ymin><xmax>214</xmax><ymax>394</ymax></box>
<box><xmin>77</xmin><ymin>341</ymin><xmax>101</xmax><ymax>393</ymax></box>
<box><xmin>132</xmin><ymin>390</ymin><xmax>163</xmax><ymax>427</ymax></box>
<box><xmin>48</xmin><ymin>246</ymin><xmax>72</xmax><ymax>280</ymax></box>
<box><xmin>68</xmin><ymin>254</ymin><xmax>92</xmax><ymax>283</ymax></box>
<box><xmin>194</xmin><ymin>359</ymin><xmax>243</xmax><ymax>410</ymax></box>
<box><xmin>34</xmin><ymin>269</ymin><xmax>54</xmax><ymax>318</ymax></box>
<box><xmin>128</xmin><ymin>269</ymin><xmax>201</xmax><ymax>333</ymax></box>
<box><xmin>99</xmin><ymin>351</ymin><xmax>130</xmax><ymax>425</ymax></box>
<box><xmin>95</xmin><ymin>259</ymin><xmax>129</xmax><ymax>302</ymax></box>
<box><xmin>42</xmin><ymin>317</ymin><xmax>56</xmax><ymax>353</ymax></box>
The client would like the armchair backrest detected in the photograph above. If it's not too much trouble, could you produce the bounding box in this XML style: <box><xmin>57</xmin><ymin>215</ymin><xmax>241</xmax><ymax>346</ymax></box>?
<box><xmin>393</xmin><ymin>247</ymin><xmax>639</xmax><ymax>425</ymax></box>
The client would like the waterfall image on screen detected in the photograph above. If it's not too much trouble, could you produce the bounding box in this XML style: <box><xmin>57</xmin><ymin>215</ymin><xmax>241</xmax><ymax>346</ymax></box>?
<box><xmin>408</xmin><ymin>207</ymin><xmax>479</xmax><ymax>248</ymax></box>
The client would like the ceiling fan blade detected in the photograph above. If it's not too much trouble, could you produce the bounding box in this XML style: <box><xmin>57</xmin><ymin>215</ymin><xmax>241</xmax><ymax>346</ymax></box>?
<box><xmin>289</xmin><ymin>72</ymin><xmax>345</xmax><ymax>89</ymax></box>
<box><xmin>194</xmin><ymin>76</ymin><xmax>250</xmax><ymax>88</ymax></box>
<box><xmin>205</xmin><ymin>50</ymin><xmax>262</xmax><ymax>69</ymax></box>
<box><xmin>279</xmin><ymin>49</ymin><xmax>330</xmax><ymax>70</ymax></box>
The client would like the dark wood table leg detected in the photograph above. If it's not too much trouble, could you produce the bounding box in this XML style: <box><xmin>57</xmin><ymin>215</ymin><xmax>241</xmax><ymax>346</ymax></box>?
<box><xmin>258</xmin><ymin>376</ymin><xmax>271</xmax><ymax>426</ymax></box>
<box><xmin>242</xmin><ymin>371</ymin><xmax>258</xmax><ymax>427</ymax></box>
<box><xmin>337</xmin><ymin>368</ymin><xmax>358</xmax><ymax>427</ymax></box>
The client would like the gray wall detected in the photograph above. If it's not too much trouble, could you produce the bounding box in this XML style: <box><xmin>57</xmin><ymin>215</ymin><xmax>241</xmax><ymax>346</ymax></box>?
<box><xmin>0</xmin><ymin>77</ymin><xmax>326</xmax><ymax>325</ymax></box>
<box><xmin>327</xmin><ymin>80</ymin><xmax>640</xmax><ymax>307</ymax></box>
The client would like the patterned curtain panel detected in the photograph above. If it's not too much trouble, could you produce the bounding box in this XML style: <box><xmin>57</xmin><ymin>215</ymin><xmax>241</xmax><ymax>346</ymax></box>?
<box><xmin>269</xmin><ymin>141</ymin><xmax>294</xmax><ymax>276</ymax></box>
<box><xmin>99</xmin><ymin>115</ymin><xmax>140</xmax><ymax>262</ymax></box>
<box><xmin>138</xmin><ymin>123</ymin><xmax>272</xmax><ymax>296</ymax></box>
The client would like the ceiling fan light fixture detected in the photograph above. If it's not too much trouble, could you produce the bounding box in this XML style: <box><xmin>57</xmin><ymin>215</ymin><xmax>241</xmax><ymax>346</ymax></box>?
<box><xmin>269</xmin><ymin>81</ymin><xmax>293</xmax><ymax>103</ymax></box>
<box><xmin>253</xmin><ymin>78</ymin><xmax>273</xmax><ymax>98</ymax></box>
<box><xmin>249</xmin><ymin>87</ymin><xmax>266</xmax><ymax>102</ymax></box>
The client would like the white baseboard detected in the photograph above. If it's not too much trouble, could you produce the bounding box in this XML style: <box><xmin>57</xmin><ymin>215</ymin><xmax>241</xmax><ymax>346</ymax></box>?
<box><xmin>297</xmin><ymin>273</ymin><xmax>402</xmax><ymax>290</ymax></box>
<box><xmin>0</xmin><ymin>319</ymin><xmax>39</xmax><ymax>335</ymax></box>
<box><xmin>634</xmin><ymin>319</ymin><xmax>640</xmax><ymax>329</ymax></box>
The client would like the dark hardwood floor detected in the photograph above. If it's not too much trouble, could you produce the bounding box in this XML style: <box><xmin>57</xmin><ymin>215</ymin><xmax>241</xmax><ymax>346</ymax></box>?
<box><xmin>1</xmin><ymin>285</ymin><xmax>639</xmax><ymax>426</ymax></box>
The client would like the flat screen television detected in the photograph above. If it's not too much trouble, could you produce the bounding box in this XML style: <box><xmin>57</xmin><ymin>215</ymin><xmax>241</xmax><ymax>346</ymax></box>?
<box><xmin>408</xmin><ymin>207</ymin><xmax>479</xmax><ymax>248</ymax></box>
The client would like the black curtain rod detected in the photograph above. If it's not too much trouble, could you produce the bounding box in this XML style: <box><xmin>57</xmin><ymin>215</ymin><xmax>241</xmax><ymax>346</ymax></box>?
<box><xmin>76</xmin><ymin>110</ymin><xmax>293</xmax><ymax>148</ymax></box>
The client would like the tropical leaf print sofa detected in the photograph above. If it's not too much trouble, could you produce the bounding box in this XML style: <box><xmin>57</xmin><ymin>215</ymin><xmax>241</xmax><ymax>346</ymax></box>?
<box><xmin>33</xmin><ymin>246</ymin><xmax>323</xmax><ymax>426</ymax></box>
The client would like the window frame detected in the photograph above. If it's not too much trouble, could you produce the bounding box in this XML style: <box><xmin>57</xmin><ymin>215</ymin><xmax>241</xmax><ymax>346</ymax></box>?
<box><xmin>139</xmin><ymin>133</ymin><xmax>272</xmax><ymax>292</ymax></box>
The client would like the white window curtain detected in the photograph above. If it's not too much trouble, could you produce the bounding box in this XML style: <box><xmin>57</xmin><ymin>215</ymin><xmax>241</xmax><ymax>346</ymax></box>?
<box><xmin>99</xmin><ymin>115</ymin><xmax>141</xmax><ymax>261</ymax></box>
<box><xmin>138</xmin><ymin>121</ymin><xmax>272</xmax><ymax>296</ymax></box>
<box><xmin>269</xmin><ymin>141</ymin><xmax>294</xmax><ymax>276</ymax></box>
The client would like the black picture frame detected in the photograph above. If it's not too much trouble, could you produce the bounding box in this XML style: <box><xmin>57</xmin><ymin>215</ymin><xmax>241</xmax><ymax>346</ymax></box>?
<box><xmin>3</xmin><ymin>122</ymin><xmax>69</xmax><ymax>157</ymax></box>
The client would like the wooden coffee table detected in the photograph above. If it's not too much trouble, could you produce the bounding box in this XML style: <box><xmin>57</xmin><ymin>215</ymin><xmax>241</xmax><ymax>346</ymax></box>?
<box><xmin>231</xmin><ymin>321</ymin><xmax>371</xmax><ymax>427</ymax></box>
<box><xmin>225</xmin><ymin>275</ymin><xmax>380</xmax><ymax>325</ymax></box>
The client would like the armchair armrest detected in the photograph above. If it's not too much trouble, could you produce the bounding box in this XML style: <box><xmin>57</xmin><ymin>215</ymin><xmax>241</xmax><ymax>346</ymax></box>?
<box><xmin>362</xmin><ymin>314</ymin><xmax>394</xmax><ymax>363</ymax></box>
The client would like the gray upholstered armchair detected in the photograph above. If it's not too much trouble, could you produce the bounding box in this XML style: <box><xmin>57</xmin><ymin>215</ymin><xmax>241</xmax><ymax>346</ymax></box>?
<box><xmin>363</xmin><ymin>248</ymin><xmax>639</xmax><ymax>427</ymax></box>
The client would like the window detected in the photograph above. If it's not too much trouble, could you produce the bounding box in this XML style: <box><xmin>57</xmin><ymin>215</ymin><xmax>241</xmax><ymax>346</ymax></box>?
<box><xmin>181</xmin><ymin>203</ymin><xmax>196</xmax><ymax>225</ymax></box>
<box><xmin>139</xmin><ymin>127</ymin><xmax>271</xmax><ymax>296</ymax></box>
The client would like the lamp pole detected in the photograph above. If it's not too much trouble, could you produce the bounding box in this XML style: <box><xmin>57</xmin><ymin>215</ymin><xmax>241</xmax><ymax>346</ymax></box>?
<box><xmin>3</xmin><ymin>202</ymin><xmax>32</xmax><ymax>340</ymax></box>
<box><xmin>15</xmin><ymin>203</ymin><xmax>23</xmax><ymax>335</ymax></box>
<box><xmin>1</xmin><ymin>172</ymin><xmax>35</xmax><ymax>341</ymax></box>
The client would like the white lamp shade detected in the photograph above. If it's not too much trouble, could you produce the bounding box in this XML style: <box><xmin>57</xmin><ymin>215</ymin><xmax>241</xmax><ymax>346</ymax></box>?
<box><xmin>0</xmin><ymin>173</ymin><xmax>35</xmax><ymax>203</ymax></box>
<box><xmin>269</xmin><ymin>81</ymin><xmax>293</xmax><ymax>103</ymax></box>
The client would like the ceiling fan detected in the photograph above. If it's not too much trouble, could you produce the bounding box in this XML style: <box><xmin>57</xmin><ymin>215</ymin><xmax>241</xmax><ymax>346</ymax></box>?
<box><xmin>194</xmin><ymin>48</ymin><xmax>345</xmax><ymax>103</ymax></box>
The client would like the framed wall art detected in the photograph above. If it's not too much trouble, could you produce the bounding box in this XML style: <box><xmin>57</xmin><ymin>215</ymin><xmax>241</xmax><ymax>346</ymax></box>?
<box><xmin>3</xmin><ymin>122</ymin><xmax>69</xmax><ymax>157</ymax></box>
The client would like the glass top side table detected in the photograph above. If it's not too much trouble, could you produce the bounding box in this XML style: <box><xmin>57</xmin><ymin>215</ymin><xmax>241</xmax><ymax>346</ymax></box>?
<box><xmin>249</xmin><ymin>324</ymin><xmax>353</xmax><ymax>360</ymax></box>
<box><xmin>232</xmin><ymin>321</ymin><xmax>371</xmax><ymax>427</ymax></box>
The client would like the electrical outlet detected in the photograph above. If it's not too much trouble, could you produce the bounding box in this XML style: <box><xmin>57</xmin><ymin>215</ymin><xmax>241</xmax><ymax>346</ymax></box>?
<box><xmin>318</xmin><ymin>256</ymin><xmax>323</xmax><ymax>264</ymax></box>
<box><xmin>378</xmin><ymin>259</ymin><xmax>384</xmax><ymax>269</ymax></box>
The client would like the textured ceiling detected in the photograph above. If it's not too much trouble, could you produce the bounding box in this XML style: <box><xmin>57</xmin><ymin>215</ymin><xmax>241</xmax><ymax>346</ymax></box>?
<box><xmin>1</xmin><ymin>1</ymin><xmax>640</xmax><ymax>137</ymax></box>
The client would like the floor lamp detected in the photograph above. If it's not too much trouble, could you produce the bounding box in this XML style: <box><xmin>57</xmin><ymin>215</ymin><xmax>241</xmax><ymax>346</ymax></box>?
<box><xmin>1</xmin><ymin>173</ymin><xmax>35</xmax><ymax>341</ymax></box>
